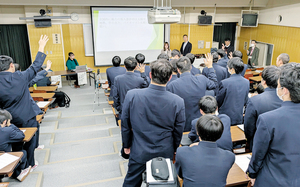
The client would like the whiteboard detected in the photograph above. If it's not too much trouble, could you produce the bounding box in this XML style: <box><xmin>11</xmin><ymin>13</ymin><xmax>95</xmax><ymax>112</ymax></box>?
<box><xmin>83</xmin><ymin>23</ymin><xmax>94</xmax><ymax>56</ymax></box>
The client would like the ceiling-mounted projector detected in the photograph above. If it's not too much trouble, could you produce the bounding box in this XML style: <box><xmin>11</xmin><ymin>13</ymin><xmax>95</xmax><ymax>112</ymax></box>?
<box><xmin>148</xmin><ymin>9</ymin><xmax>181</xmax><ymax>24</ymax></box>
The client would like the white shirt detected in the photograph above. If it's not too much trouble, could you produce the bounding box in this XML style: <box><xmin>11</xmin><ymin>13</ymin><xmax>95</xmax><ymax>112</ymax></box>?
<box><xmin>183</xmin><ymin>42</ymin><xmax>188</xmax><ymax>52</ymax></box>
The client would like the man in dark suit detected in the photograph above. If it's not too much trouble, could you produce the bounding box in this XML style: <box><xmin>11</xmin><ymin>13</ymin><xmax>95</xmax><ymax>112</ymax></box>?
<box><xmin>0</xmin><ymin>35</ymin><xmax>49</xmax><ymax>169</ymax></box>
<box><xmin>246</xmin><ymin>63</ymin><xmax>300</xmax><ymax>186</ymax></box>
<box><xmin>188</xmin><ymin>96</ymin><xmax>232</xmax><ymax>151</ymax></box>
<box><xmin>229</xmin><ymin>50</ymin><xmax>248</xmax><ymax>76</ymax></box>
<box><xmin>186</xmin><ymin>53</ymin><xmax>201</xmax><ymax>75</ymax></box>
<box><xmin>113</xmin><ymin>57</ymin><xmax>149</xmax><ymax>115</ymax></box>
<box><xmin>216</xmin><ymin>57</ymin><xmax>250</xmax><ymax>125</ymax></box>
<box><xmin>247</xmin><ymin>40</ymin><xmax>259</xmax><ymax>67</ymax></box>
<box><xmin>244</xmin><ymin>66</ymin><xmax>282</xmax><ymax>151</ymax></box>
<box><xmin>216</xmin><ymin>49</ymin><xmax>229</xmax><ymax>69</ymax></box>
<box><xmin>0</xmin><ymin>109</ymin><xmax>31</xmax><ymax>181</ymax></box>
<box><xmin>222</xmin><ymin>38</ymin><xmax>234</xmax><ymax>57</ymax></box>
<box><xmin>167</xmin><ymin>54</ymin><xmax>218</xmax><ymax>132</ymax></box>
<box><xmin>180</xmin><ymin>34</ymin><xmax>192</xmax><ymax>56</ymax></box>
<box><xmin>167</xmin><ymin>59</ymin><xmax>179</xmax><ymax>86</ymax></box>
<box><xmin>176</xmin><ymin>115</ymin><xmax>235</xmax><ymax>187</ymax></box>
<box><xmin>135</xmin><ymin>53</ymin><xmax>151</xmax><ymax>78</ymax></box>
<box><xmin>122</xmin><ymin>59</ymin><xmax>185</xmax><ymax>187</ymax></box>
<box><xmin>106</xmin><ymin>56</ymin><xmax>126</xmax><ymax>97</ymax></box>
<box><xmin>202</xmin><ymin>52</ymin><xmax>228</xmax><ymax>95</ymax></box>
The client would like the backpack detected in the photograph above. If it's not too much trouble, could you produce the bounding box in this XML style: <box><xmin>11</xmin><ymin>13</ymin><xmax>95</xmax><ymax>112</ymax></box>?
<box><xmin>52</xmin><ymin>91</ymin><xmax>71</xmax><ymax>108</ymax></box>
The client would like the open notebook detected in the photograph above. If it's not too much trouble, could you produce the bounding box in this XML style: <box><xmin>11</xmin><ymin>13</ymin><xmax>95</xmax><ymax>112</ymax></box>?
<box><xmin>0</xmin><ymin>153</ymin><xmax>19</xmax><ymax>170</ymax></box>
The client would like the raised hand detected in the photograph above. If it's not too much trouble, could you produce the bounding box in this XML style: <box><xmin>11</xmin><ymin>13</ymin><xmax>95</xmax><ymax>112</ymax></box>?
<box><xmin>45</xmin><ymin>60</ymin><xmax>52</xmax><ymax>71</ymax></box>
<box><xmin>204</xmin><ymin>53</ymin><xmax>213</xmax><ymax>68</ymax></box>
<box><xmin>222</xmin><ymin>43</ymin><xmax>225</xmax><ymax>50</ymax></box>
<box><xmin>38</xmin><ymin>35</ymin><xmax>49</xmax><ymax>53</ymax></box>
<box><xmin>136</xmin><ymin>63</ymin><xmax>145</xmax><ymax>73</ymax></box>
<box><xmin>229</xmin><ymin>52</ymin><xmax>233</xmax><ymax>59</ymax></box>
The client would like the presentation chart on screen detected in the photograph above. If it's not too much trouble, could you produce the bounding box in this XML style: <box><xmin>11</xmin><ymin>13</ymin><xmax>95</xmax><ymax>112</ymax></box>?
<box><xmin>91</xmin><ymin>7</ymin><xmax>164</xmax><ymax>66</ymax></box>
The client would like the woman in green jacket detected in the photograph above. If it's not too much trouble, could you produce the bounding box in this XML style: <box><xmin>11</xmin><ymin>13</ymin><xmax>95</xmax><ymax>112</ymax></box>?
<box><xmin>66</xmin><ymin>52</ymin><xmax>80</xmax><ymax>88</ymax></box>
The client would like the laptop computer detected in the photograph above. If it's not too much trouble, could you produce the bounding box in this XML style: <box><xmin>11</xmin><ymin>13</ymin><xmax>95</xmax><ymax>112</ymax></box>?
<box><xmin>75</xmin><ymin>65</ymin><xmax>86</xmax><ymax>73</ymax></box>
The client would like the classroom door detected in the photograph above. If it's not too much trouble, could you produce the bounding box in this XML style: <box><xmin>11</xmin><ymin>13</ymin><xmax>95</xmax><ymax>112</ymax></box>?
<box><xmin>256</xmin><ymin>42</ymin><xmax>273</xmax><ymax>67</ymax></box>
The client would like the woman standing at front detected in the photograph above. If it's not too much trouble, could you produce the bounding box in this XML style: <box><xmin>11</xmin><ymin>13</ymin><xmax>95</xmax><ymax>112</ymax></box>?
<box><xmin>66</xmin><ymin>52</ymin><xmax>80</xmax><ymax>88</ymax></box>
<box><xmin>161</xmin><ymin>42</ymin><xmax>171</xmax><ymax>58</ymax></box>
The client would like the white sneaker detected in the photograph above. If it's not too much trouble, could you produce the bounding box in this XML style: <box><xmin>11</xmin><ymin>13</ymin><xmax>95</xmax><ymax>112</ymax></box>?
<box><xmin>36</xmin><ymin>145</ymin><xmax>44</xmax><ymax>150</ymax></box>
<box><xmin>17</xmin><ymin>166</ymin><xmax>32</xmax><ymax>182</ymax></box>
<box><xmin>30</xmin><ymin>160</ymin><xmax>38</xmax><ymax>172</ymax></box>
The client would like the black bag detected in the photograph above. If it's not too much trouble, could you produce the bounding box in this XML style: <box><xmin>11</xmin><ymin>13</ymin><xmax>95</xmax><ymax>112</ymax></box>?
<box><xmin>151</xmin><ymin>157</ymin><xmax>169</xmax><ymax>180</ymax></box>
<box><xmin>52</xmin><ymin>91</ymin><xmax>71</xmax><ymax>108</ymax></box>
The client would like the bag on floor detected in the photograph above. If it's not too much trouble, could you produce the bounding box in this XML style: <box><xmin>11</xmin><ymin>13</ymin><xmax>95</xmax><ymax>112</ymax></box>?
<box><xmin>52</xmin><ymin>91</ymin><xmax>71</xmax><ymax>108</ymax></box>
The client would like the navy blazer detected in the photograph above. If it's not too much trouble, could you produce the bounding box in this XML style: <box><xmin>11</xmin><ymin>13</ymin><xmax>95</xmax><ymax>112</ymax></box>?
<box><xmin>106</xmin><ymin>66</ymin><xmax>126</xmax><ymax>97</ymax></box>
<box><xmin>217</xmin><ymin>74</ymin><xmax>249</xmax><ymax>125</ymax></box>
<box><xmin>0</xmin><ymin>124</ymin><xmax>25</xmax><ymax>152</ymax></box>
<box><xmin>188</xmin><ymin>114</ymin><xmax>232</xmax><ymax>151</ymax></box>
<box><xmin>202</xmin><ymin>63</ymin><xmax>228</xmax><ymax>95</ymax></box>
<box><xmin>180</xmin><ymin>42</ymin><xmax>192</xmax><ymax>56</ymax></box>
<box><xmin>121</xmin><ymin>84</ymin><xmax>185</xmax><ymax>164</ymax></box>
<box><xmin>190</xmin><ymin>66</ymin><xmax>201</xmax><ymax>76</ymax></box>
<box><xmin>217</xmin><ymin>58</ymin><xmax>229</xmax><ymax>69</ymax></box>
<box><xmin>175</xmin><ymin>141</ymin><xmax>235</xmax><ymax>187</ymax></box>
<box><xmin>247</xmin><ymin>101</ymin><xmax>300</xmax><ymax>186</ymax></box>
<box><xmin>29</xmin><ymin>70</ymin><xmax>50</xmax><ymax>87</ymax></box>
<box><xmin>241</xmin><ymin>64</ymin><xmax>248</xmax><ymax>77</ymax></box>
<box><xmin>167</xmin><ymin>74</ymin><xmax>178</xmax><ymax>86</ymax></box>
<box><xmin>244</xmin><ymin>88</ymin><xmax>282</xmax><ymax>150</ymax></box>
<box><xmin>167</xmin><ymin>71</ymin><xmax>218</xmax><ymax>131</ymax></box>
<box><xmin>0</xmin><ymin>52</ymin><xmax>46</xmax><ymax>127</ymax></box>
<box><xmin>113</xmin><ymin>72</ymin><xmax>149</xmax><ymax>113</ymax></box>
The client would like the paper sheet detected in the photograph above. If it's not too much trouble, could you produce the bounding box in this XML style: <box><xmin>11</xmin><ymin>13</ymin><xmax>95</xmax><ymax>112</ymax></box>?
<box><xmin>0</xmin><ymin>153</ymin><xmax>20</xmax><ymax>170</ymax></box>
<box><xmin>237</xmin><ymin>124</ymin><xmax>244</xmax><ymax>131</ymax></box>
<box><xmin>78</xmin><ymin>72</ymin><xmax>87</xmax><ymax>85</ymax></box>
<box><xmin>146</xmin><ymin>158</ymin><xmax>174</xmax><ymax>184</ymax></box>
<box><xmin>51</xmin><ymin>75</ymin><xmax>62</xmax><ymax>88</ymax></box>
<box><xmin>37</xmin><ymin>101</ymin><xmax>50</xmax><ymax>108</ymax></box>
<box><xmin>21</xmin><ymin>130</ymin><xmax>26</xmax><ymax>133</ymax></box>
<box><xmin>235</xmin><ymin>154</ymin><xmax>252</xmax><ymax>172</ymax></box>
<box><xmin>51</xmin><ymin>81</ymin><xmax>57</xmax><ymax>85</ymax></box>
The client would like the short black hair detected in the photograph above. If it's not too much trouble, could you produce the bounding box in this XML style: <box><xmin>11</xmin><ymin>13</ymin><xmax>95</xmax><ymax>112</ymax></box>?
<box><xmin>196</xmin><ymin>115</ymin><xmax>224</xmax><ymax>142</ymax></box>
<box><xmin>232</xmin><ymin>50</ymin><xmax>243</xmax><ymax>59</ymax></box>
<box><xmin>157</xmin><ymin>53</ymin><xmax>169</xmax><ymax>61</ymax></box>
<box><xmin>217</xmin><ymin>49</ymin><xmax>226</xmax><ymax>58</ymax></box>
<box><xmin>135</xmin><ymin>53</ymin><xmax>145</xmax><ymax>64</ymax></box>
<box><xmin>198</xmin><ymin>96</ymin><xmax>218</xmax><ymax>114</ymax></box>
<box><xmin>68</xmin><ymin>52</ymin><xmax>74</xmax><ymax>56</ymax></box>
<box><xmin>14</xmin><ymin>63</ymin><xmax>20</xmax><ymax>71</ymax></box>
<box><xmin>261</xmin><ymin>66</ymin><xmax>280</xmax><ymax>89</ymax></box>
<box><xmin>150</xmin><ymin>59</ymin><xmax>172</xmax><ymax>85</ymax></box>
<box><xmin>279</xmin><ymin>63</ymin><xmax>300</xmax><ymax>103</ymax></box>
<box><xmin>251</xmin><ymin>40</ymin><xmax>257</xmax><ymax>43</ymax></box>
<box><xmin>176</xmin><ymin>57</ymin><xmax>191</xmax><ymax>73</ymax></box>
<box><xmin>227</xmin><ymin>57</ymin><xmax>244</xmax><ymax>74</ymax></box>
<box><xmin>0</xmin><ymin>109</ymin><xmax>12</xmax><ymax>124</ymax></box>
<box><xmin>256</xmin><ymin>84</ymin><xmax>265</xmax><ymax>94</ymax></box>
<box><xmin>183</xmin><ymin>34</ymin><xmax>188</xmax><ymax>37</ymax></box>
<box><xmin>0</xmin><ymin>55</ymin><xmax>13</xmax><ymax>72</ymax></box>
<box><xmin>278</xmin><ymin>53</ymin><xmax>290</xmax><ymax>64</ymax></box>
<box><xmin>169</xmin><ymin>59</ymin><xmax>178</xmax><ymax>73</ymax></box>
<box><xmin>212</xmin><ymin>52</ymin><xmax>219</xmax><ymax>63</ymax></box>
<box><xmin>112</xmin><ymin>56</ymin><xmax>121</xmax><ymax>67</ymax></box>
<box><xmin>186</xmin><ymin>53</ymin><xmax>195</xmax><ymax>64</ymax></box>
<box><xmin>171</xmin><ymin>49</ymin><xmax>181</xmax><ymax>58</ymax></box>
<box><xmin>224</xmin><ymin>38</ymin><xmax>231</xmax><ymax>42</ymax></box>
<box><xmin>124</xmin><ymin>57</ymin><xmax>137</xmax><ymax>71</ymax></box>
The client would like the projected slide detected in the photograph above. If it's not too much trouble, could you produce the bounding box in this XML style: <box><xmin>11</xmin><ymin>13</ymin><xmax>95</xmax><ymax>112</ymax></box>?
<box><xmin>91</xmin><ymin>7</ymin><xmax>164</xmax><ymax>66</ymax></box>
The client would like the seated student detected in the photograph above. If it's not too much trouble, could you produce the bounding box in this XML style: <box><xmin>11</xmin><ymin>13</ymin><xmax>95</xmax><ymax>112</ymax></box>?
<box><xmin>246</xmin><ymin>63</ymin><xmax>300</xmax><ymax>187</ymax></box>
<box><xmin>176</xmin><ymin>115</ymin><xmax>235</xmax><ymax>187</ymax></box>
<box><xmin>0</xmin><ymin>109</ymin><xmax>31</xmax><ymax>181</ymax></box>
<box><xmin>276</xmin><ymin>53</ymin><xmax>290</xmax><ymax>67</ymax></box>
<box><xmin>167</xmin><ymin>54</ymin><xmax>217</xmax><ymax>132</ymax></box>
<box><xmin>189</xmin><ymin>96</ymin><xmax>232</xmax><ymax>151</ymax></box>
<box><xmin>216</xmin><ymin>49</ymin><xmax>229</xmax><ymax>69</ymax></box>
<box><xmin>106</xmin><ymin>56</ymin><xmax>126</xmax><ymax>97</ymax></box>
<box><xmin>157</xmin><ymin>53</ymin><xmax>169</xmax><ymax>61</ymax></box>
<box><xmin>229</xmin><ymin>50</ymin><xmax>248</xmax><ymax>76</ymax></box>
<box><xmin>217</xmin><ymin>57</ymin><xmax>249</xmax><ymax>125</ymax></box>
<box><xmin>202</xmin><ymin>52</ymin><xmax>227</xmax><ymax>95</ymax></box>
<box><xmin>171</xmin><ymin>49</ymin><xmax>181</xmax><ymax>59</ymax></box>
<box><xmin>186</xmin><ymin>53</ymin><xmax>200</xmax><ymax>75</ymax></box>
<box><xmin>113</xmin><ymin>57</ymin><xmax>149</xmax><ymax>115</ymax></box>
<box><xmin>28</xmin><ymin>60</ymin><xmax>52</xmax><ymax>87</ymax></box>
<box><xmin>244</xmin><ymin>66</ymin><xmax>281</xmax><ymax>151</ymax></box>
<box><xmin>66</xmin><ymin>52</ymin><xmax>80</xmax><ymax>88</ymax></box>
<box><xmin>167</xmin><ymin>59</ymin><xmax>179</xmax><ymax>86</ymax></box>
<box><xmin>135</xmin><ymin>53</ymin><xmax>151</xmax><ymax>78</ymax></box>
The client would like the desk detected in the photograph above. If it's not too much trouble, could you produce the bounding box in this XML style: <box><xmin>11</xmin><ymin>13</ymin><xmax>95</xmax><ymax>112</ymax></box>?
<box><xmin>249</xmin><ymin>76</ymin><xmax>262</xmax><ymax>83</ymax></box>
<box><xmin>231</xmin><ymin>126</ymin><xmax>246</xmax><ymax>143</ymax></box>
<box><xmin>47</xmin><ymin>70</ymin><xmax>95</xmax><ymax>86</ymax></box>
<box><xmin>36</xmin><ymin>101</ymin><xmax>51</xmax><ymax>110</ymax></box>
<box><xmin>50</xmin><ymin>81</ymin><xmax>60</xmax><ymax>86</ymax></box>
<box><xmin>226</xmin><ymin>163</ymin><xmax>249</xmax><ymax>186</ymax></box>
<box><xmin>0</xmin><ymin>152</ymin><xmax>23</xmax><ymax>175</ymax></box>
<box><xmin>19</xmin><ymin>128</ymin><xmax>37</xmax><ymax>142</ymax></box>
<box><xmin>107</xmin><ymin>97</ymin><xmax>114</xmax><ymax>105</ymax></box>
<box><xmin>30</xmin><ymin>93</ymin><xmax>55</xmax><ymax>100</ymax></box>
<box><xmin>245</xmin><ymin>71</ymin><xmax>260</xmax><ymax>76</ymax></box>
<box><xmin>29</xmin><ymin>86</ymin><xmax>58</xmax><ymax>93</ymax></box>
<box><xmin>36</xmin><ymin>114</ymin><xmax>44</xmax><ymax>123</ymax></box>
<box><xmin>0</xmin><ymin>182</ymin><xmax>9</xmax><ymax>187</ymax></box>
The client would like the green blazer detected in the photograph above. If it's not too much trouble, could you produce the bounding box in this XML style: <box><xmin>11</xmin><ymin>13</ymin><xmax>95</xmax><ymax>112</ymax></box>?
<box><xmin>248</xmin><ymin>47</ymin><xmax>259</xmax><ymax>66</ymax></box>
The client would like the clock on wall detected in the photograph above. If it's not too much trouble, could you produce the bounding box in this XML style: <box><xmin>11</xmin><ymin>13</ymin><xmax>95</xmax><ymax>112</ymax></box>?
<box><xmin>71</xmin><ymin>13</ymin><xmax>79</xmax><ymax>21</ymax></box>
